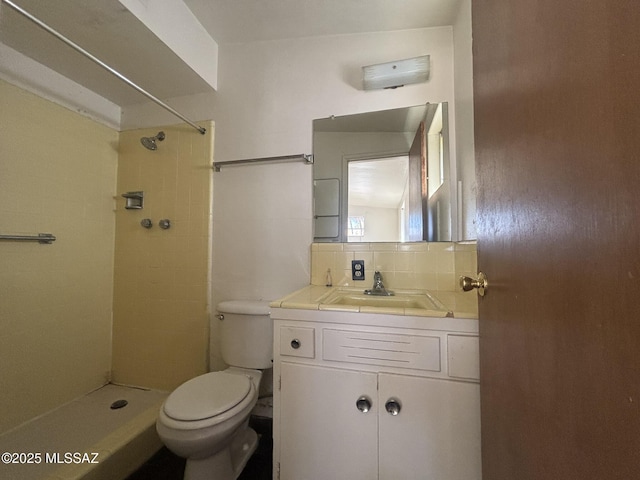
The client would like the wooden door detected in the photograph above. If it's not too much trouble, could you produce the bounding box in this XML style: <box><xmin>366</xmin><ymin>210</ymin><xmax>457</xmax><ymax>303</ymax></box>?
<box><xmin>472</xmin><ymin>1</ymin><xmax>640</xmax><ymax>479</ymax></box>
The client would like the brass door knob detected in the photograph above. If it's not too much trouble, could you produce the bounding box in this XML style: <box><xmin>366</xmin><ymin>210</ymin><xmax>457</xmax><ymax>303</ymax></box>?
<box><xmin>459</xmin><ymin>272</ymin><xmax>488</xmax><ymax>296</ymax></box>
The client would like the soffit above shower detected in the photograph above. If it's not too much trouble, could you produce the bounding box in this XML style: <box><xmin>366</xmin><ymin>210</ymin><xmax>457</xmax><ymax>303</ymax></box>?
<box><xmin>0</xmin><ymin>0</ymin><xmax>216</xmax><ymax>107</ymax></box>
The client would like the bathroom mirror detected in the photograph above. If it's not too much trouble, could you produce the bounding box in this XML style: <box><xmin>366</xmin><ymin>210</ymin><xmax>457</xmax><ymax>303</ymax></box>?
<box><xmin>313</xmin><ymin>102</ymin><xmax>456</xmax><ymax>242</ymax></box>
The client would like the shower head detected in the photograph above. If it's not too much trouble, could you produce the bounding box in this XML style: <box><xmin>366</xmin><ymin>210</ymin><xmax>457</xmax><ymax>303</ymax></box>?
<box><xmin>140</xmin><ymin>131</ymin><xmax>165</xmax><ymax>151</ymax></box>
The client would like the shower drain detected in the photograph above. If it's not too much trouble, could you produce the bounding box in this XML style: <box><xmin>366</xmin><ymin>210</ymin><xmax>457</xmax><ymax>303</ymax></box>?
<box><xmin>110</xmin><ymin>399</ymin><xmax>128</xmax><ymax>410</ymax></box>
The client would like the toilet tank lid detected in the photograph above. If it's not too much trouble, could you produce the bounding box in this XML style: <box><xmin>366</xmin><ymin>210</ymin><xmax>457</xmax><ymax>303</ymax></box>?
<box><xmin>217</xmin><ymin>300</ymin><xmax>270</xmax><ymax>315</ymax></box>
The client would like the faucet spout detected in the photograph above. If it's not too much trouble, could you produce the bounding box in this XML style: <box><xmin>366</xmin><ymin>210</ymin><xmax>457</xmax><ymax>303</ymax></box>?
<box><xmin>364</xmin><ymin>271</ymin><xmax>394</xmax><ymax>296</ymax></box>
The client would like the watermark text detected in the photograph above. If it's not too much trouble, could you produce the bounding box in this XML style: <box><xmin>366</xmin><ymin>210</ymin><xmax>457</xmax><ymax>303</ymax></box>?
<box><xmin>2</xmin><ymin>451</ymin><xmax>100</xmax><ymax>465</ymax></box>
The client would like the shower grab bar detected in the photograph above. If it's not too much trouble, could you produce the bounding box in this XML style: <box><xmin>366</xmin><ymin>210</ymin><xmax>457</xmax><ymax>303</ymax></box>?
<box><xmin>3</xmin><ymin>0</ymin><xmax>207</xmax><ymax>136</ymax></box>
<box><xmin>213</xmin><ymin>154</ymin><xmax>313</xmax><ymax>172</ymax></box>
<box><xmin>0</xmin><ymin>233</ymin><xmax>56</xmax><ymax>244</ymax></box>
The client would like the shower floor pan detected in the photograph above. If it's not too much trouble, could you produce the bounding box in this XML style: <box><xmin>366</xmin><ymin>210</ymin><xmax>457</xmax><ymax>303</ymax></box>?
<box><xmin>0</xmin><ymin>384</ymin><xmax>168</xmax><ymax>480</ymax></box>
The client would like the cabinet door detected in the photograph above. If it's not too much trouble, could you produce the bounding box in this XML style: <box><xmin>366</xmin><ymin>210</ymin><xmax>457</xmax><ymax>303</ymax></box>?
<box><xmin>279</xmin><ymin>362</ymin><xmax>378</xmax><ymax>480</ymax></box>
<box><xmin>378</xmin><ymin>374</ymin><xmax>481</xmax><ymax>480</ymax></box>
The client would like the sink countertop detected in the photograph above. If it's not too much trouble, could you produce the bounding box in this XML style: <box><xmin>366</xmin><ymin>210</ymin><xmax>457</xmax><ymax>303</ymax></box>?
<box><xmin>270</xmin><ymin>285</ymin><xmax>478</xmax><ymax>319</ymax></box>
<box><xmin>269</xmin><ymin>285</ymin><xmax>335</xmax><ymax>310</ymax></box>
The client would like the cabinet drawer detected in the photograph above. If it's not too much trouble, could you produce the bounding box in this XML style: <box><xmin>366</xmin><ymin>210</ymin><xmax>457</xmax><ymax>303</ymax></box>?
<box><xmin>323</xmin><ymin>329</ymin><xmax>441</xmax><ymax>371</ymax></box>
<box><xmin>280</xmin><ymin>326</ymin><xmax>315</xmax><ymax>358</ymax></box>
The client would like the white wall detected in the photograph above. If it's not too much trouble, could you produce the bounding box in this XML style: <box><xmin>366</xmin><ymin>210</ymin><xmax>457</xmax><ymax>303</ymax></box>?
<box><xmin>213</xmin><ymin>27</ymin><xmax>454</xmax><ymax>162</ymax></box>
<box><xmin>210</xmin><ymin>27</ymin><xmax>455</xmax><ymax>300</ymax></box>
<box><xmin>211</xmin><ymin>162</ymin><xmax>312</xmax><ymax>302</ymax></box>
<box><xmin>453</xmin><ymin>0</ymin><xmax>476</xmax><ymax>240</ymax></box>
<box><xmin>0</xmin><ymin>43</ymin><xmax>121</xmax><ymax>129</ymax></box>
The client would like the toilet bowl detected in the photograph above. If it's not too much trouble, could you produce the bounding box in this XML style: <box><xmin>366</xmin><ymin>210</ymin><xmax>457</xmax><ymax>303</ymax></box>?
<box><xmin>157</xmin><ymin>368</ymin><xmax>262</xmax><ymax>479</ymax></box>
<box><xmin>156</xmin><ymin>300</ymin><xmax>272</xmax><ymax>480</ymax></box>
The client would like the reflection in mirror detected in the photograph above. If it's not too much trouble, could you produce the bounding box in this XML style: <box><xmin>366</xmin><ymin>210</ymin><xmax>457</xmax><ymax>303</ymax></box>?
<box><xmin>348</xmin><ymin>155</ymin><xmax>409</xmax><ymax>242</ymax></box>
<box><xmin>423</xmin><ymin>103</ymin><xmax>452</xmax><ymax>242</ymax></box>
<box><xmin>313</xmin><ymin>103</ymin><xmax>453</xmax><ymax>242</ymax></box>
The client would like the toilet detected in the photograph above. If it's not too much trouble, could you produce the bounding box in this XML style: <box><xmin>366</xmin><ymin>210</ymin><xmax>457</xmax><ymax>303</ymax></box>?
<box><xmin>156</xmin><ymin>300</ymin><xmax>272</xmax><ymax>480</ymax></box>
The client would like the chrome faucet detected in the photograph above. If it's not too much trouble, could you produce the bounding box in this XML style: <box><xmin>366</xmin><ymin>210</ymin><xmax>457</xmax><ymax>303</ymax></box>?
<box><xmin>364</xmin><ymin>271</ymin><xmax>394</xmax><ymax>296</ymax></box>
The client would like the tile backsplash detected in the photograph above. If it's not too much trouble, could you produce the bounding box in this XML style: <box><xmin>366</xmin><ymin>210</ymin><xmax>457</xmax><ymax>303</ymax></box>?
<box><xmin>311</xmin><ymin>242</ymin><xmax>478</xmax><ymax>317</ymax></box>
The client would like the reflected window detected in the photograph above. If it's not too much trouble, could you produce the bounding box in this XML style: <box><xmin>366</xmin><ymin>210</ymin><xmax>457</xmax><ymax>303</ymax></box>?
<box><xmin>347</xmin><ymin>216</ymin><xmax>365</xmax><ymax>237</ymax></box>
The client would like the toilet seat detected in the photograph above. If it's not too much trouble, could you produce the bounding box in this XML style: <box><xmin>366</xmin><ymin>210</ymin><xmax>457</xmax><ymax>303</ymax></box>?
<box><xmin>163</xmin><ymin>371</ymin><xmax>252</xmax><ymax>422</ymax></box>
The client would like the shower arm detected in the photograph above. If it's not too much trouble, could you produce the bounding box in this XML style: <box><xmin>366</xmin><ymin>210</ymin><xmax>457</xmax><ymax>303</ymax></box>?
<box><xmin>3</xmin><ymin>0</ymin><xmax>206</xmax><ymax>136</ymax></box>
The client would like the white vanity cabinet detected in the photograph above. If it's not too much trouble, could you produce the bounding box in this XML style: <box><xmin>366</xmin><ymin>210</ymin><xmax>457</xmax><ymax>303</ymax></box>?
<box><xmin>279</xmin><ymin>363</ymin><xmax>378</xmax><ymax>479</ymax></box>
<box><xmin>272</xmin><ymin>308</ymin><xmax>481</xmax><ymax>480</ymax></box>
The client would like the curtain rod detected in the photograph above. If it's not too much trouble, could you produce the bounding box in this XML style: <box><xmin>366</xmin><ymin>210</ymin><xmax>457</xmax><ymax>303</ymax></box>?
<box><xmin>3</xmin><ymin>0</ymin><xmax>207</xmax><ymax>135</ymax></box>
<box><xmin>213</xmin><ymin>154</ymin><xmax>313</xmax><ymax>172</ymax></box>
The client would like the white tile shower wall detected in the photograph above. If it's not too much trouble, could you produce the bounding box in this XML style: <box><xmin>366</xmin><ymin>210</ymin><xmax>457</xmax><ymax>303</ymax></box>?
<box><xmin>311</xmin><ymin>242</ymin><xmax>478</xmax><ymax>316</ymax></box>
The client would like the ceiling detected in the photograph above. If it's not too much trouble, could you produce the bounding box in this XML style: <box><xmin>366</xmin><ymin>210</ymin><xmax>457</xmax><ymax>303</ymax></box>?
<box><xmin>0</xmin><ymin>0</ymin><xmax>461</xmax><ymax>107</ymax></box>
<box><xmin>184</xmin><ymin>0</ymin><xmax>461</xmax><ymax>44</ymax></box>
<box><xmin>349</xmin><ymin>156</ymin><xmax>409</xmax><ymax>208</ymax></box>
<box><xmin>314</xmin><ymin>104</ymin><xmax>428</xmax><ymax>133</ymax></box>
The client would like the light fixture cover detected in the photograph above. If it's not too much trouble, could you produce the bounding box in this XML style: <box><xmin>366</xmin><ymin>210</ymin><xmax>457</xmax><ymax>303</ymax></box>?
<box><xmin>362</xmin><ymin>55</ymin><xmax>430</xmax><ymax>90</ymax></box>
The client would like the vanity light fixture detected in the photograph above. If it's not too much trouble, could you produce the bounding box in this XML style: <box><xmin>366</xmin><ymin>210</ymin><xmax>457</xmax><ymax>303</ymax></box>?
<box><xmin>362</xmin><ymin>55</ymin><xmax>430</xmax><ymax>90</ymax></box>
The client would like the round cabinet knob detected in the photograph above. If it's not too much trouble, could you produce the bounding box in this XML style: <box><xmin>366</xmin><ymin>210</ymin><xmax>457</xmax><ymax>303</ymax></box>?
<box><xmin>385</xmin><ymin>398</ymin><xmax>401</xmax><ymax>416</ymax></box>
<box><xmin>356</xmin><ymin>396</ymin><xmax>372</xmax><ymax>413</ymax></box>
<box><xmin>290</xmin><ymin>339</ymin><xmax>301</xmax><ymax>349</ymax></box>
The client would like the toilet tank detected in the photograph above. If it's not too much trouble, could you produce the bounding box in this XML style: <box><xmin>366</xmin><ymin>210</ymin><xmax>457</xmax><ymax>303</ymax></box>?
<box><xmin>217</xmin><ymin>300</ymin><xmax>273</xmax><ymax>369</ymax></box>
